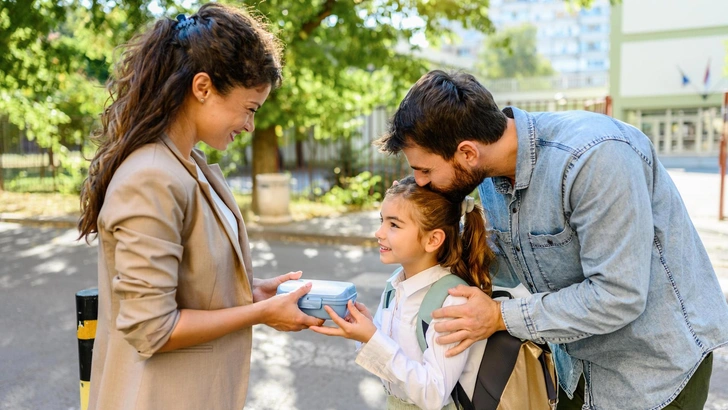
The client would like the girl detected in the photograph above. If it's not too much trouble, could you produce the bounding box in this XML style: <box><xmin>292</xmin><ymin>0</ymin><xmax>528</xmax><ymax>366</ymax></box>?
<box><xmin>77</xmin><ymin>4</ymin><xmax>323</xmax><ymax>409</ymax></box>
<box><xmin>311</xmin><ymin>176</ymin><xmax>495</xmax><ymax>410</ymax></box>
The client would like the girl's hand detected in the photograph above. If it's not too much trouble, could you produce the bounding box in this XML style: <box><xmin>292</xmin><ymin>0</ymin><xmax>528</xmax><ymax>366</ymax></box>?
<box><xmin>310</xmin><ymin>300</ymin><xmax>376</xmax><ymax>343</ymax></box>
<box><xmin>252</xmin><ymin>271</ymin><xmax>303</xmax><ymax>303</ymax></box>
<box><xmin>348</xmin><ymin>301</ymin><xmax>372</xmax><ymax>321</ymax></box>
<box><xmin>260</xmin><ymin>281</ymin><xmax>324</xmax><ymax>331</ymax></box>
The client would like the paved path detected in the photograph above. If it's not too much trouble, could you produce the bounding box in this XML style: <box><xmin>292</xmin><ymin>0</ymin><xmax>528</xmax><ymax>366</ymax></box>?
<box><xmin>1</xmin><ymin>227</ymin><xmax>725</xmax><ymax>410</ymax></box>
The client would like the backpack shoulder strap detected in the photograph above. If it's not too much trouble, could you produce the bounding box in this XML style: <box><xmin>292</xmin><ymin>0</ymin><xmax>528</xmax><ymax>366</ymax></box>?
<box><xmin>382</xmin><ymin>267</ymin><xmax>403</xmax><ymax>309</ymax></box>
<box><xmin>416</xmin><ymin>274</ymin><xmax>469</xmax><ymax>352</ymax></box>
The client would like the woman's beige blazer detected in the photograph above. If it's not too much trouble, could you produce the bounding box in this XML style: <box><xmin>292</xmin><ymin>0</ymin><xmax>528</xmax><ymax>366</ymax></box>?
<box><xmin>88</xmin><ymin>136</ymin><xmax>255</xmax><ymax>410</ymax></box>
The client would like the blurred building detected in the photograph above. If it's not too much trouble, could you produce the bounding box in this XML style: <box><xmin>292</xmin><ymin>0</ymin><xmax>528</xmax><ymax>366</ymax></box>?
<box><xmin>393</xmin><ymin>21</ymin><xmax>485</xmax><ymax>72</ymax></box>
<box><xmin>402</xmin><ymin>1</ymin><xmax>612</xmax><ymax>113</ymax></box>
<box><xmin>488</xmin><ymin>0</ymin><xmax>611</xmax><ymax>74</ymax></box>
<box><xmin>610</xmin><ymin>0</ymin><xmax>728</xmax><ymax>159</ymax></box>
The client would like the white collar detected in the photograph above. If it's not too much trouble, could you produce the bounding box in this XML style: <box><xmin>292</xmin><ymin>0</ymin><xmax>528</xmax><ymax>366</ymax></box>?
<box><xmin>390</xmin><ymin>265</ymin><xmax>452</xmax><ymax>298</ymax></box>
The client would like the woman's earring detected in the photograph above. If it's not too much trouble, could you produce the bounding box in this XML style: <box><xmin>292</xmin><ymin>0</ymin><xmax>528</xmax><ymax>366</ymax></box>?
<box><xmin>199</xmin><ymin>98</ymin><xmax>205</xmax><ymax>103</ymax></box>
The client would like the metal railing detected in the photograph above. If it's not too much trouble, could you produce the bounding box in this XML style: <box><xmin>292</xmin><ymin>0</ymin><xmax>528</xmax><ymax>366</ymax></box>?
<box><xmin>482</xmin><ymin>72</ymin><xmax>609</xmax><ymax>93</ymax></box>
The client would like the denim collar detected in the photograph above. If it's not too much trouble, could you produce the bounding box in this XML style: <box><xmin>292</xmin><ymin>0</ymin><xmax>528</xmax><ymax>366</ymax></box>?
<box><xmin>491</xmin><ymin>106</ymin><xmax>536</xmax><ymax>194</ymax></box>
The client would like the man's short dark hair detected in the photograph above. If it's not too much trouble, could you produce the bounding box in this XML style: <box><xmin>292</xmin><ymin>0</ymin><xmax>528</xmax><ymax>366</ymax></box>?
<box><xmin>375</xmin><ymin>70</ymin><xmax>507</xmax><ymax>159</ymax></box>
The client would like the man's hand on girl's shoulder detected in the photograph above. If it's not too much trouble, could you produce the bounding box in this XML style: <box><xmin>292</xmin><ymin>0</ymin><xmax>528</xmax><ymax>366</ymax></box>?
<box><xmin>431</xmin><ymin>285</ymin><xmax>506</xmax><ymax>357</ymax></box>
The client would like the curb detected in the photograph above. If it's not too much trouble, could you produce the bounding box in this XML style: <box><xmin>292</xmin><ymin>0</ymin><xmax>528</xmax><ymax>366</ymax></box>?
<box><xmin>0</xmin><ymin>214</ymin><xmax>724</xmax><ymax>248</ymax></box>
<box><xmin>247</xmin><ymin>229</ymin><xmax>377</xmax><ymax>247</ymax></box>
<box><xmin>0</xmin><ymin>215</ymin><xmax>78</xmax><ymax>229</ymax></box>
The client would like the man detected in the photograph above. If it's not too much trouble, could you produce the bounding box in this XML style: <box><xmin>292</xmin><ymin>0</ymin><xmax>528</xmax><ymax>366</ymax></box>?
<box><xmin>375</xmin><ymin>70</ymin><xmax>728</xmax><ymax>410</ymax></box>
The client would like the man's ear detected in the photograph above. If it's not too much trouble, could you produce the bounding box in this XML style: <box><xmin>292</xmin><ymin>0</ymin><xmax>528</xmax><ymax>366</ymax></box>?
<box><xmin>456</xmin><ymin>141</ymin><xmax>480</xmax><ymax>167</ymax></box>
<box><xmin>191</xmin><ymin>72</ymin><xmax>213</xmax><ymax>102</ymax></box>
<box><xmin>424</xmin><ymin>229</ymin><xmax>446</xmax><ymax>253</ymax></box>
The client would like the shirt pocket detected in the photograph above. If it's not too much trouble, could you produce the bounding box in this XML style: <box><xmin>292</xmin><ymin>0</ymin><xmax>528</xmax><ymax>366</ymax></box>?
<box><xmin>527</xmin><ymin>226</ymin><xmax>583</xmax><ymax>291</ymax></box>
<box><xmin>379</xmin><ymin>305</ymin><xmax>395</xmax><ymax>336</ymax></box>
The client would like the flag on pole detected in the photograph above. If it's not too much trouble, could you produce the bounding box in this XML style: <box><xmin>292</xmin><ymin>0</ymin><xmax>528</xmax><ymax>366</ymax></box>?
<box><xmin>677</xmin><ymin>66</ymin><xmax>690</xmax><ymax>86</ymax></box>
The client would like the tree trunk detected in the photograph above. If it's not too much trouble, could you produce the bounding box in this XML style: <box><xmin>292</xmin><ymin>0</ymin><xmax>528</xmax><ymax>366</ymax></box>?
<box><xmin>306</xmin><ymin>128</ymin><xmax>318</xmax><ymax>201</ymax></box>
<box><xmin>295</xmin><ymin>139</ymin><xmax>304</xmax><ymax>169</ymax></box>
<box><xmin>0</xmin><ymin>119</ymin><xmax>5</xmax><ymax>191</ymax></box>
<box><xmin>251</xmin><ymin>125</ymin><xmax>279</xmax><ymax>215</ymax></box>
<box><xmin>0</xmin><ymin>146</ymin><xmax>4</xmax><ymax>192</ymax></box>
<box><xmin>48</xmin><ymin>146</ymin><xmax>56</xmax><ymax>192</ymax></box>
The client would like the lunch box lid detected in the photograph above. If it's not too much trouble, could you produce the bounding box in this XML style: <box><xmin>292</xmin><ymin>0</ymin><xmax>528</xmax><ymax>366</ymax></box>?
<box><xmin>276</xmin><ymin>279</ymin><xmax>357</xmax><ymax>306</ymax></box>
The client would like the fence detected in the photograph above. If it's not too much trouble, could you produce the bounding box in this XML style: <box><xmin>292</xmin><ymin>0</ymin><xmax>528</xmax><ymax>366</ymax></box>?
<box><xmin>483</xmin><ymin>72</ymin><xmax>610</xmax><ymax>94</ymax></box>
<box><xmin>0</xmin><ymin>116</ymin><xmax>84</xmax><ymax>193</ymax></box>
<box><xmin>227</xmin><ymin>98</ymin><xmax>611</xmax><ymax>201</ymax></box>
<box><xmin>1</xmin><ymin>98</ymin><xmax>611</xmax><ymax>198</ymax></box>
<box><xmin>627</xmin><ymin>107</ymin><xmax>724</xmax><ymax>156</ymax></box>
<box><xmin>225</xmin><ymin>107</ymin><xmax>410</xmax><ymax>201</ymax></box>
<box><xmin>501</xmin><ymin>96</ymin><xmax>610</xmax><ymax>114</ymax></box>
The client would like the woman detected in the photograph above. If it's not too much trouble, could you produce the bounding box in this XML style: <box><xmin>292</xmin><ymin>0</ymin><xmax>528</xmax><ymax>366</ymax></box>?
<box><xmin>77</xmin><ymin>4</ymin><xmax>323</xmax><ymax>409</ymax></box>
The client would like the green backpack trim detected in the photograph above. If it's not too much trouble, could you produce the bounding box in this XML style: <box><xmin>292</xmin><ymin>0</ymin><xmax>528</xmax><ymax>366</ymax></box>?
<box><xmin>382</xmin><ymin>269</ymin><xmax>468</xmax><ymax>352</ymax></box>
<box><xmin>415</xmin><ymin>274</ymin><xmax>468</xmax><ymax>352</ymax></box>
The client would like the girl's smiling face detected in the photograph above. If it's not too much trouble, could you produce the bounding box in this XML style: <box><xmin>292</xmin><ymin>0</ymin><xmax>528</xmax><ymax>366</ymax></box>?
<box><xmin>374</xmin><ymin>196</ymin><xmax>437</xmax><ymax>277</ymax></box>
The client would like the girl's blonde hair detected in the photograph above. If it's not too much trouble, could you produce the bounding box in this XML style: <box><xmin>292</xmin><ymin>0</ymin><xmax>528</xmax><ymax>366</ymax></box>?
<box><xmin>385</xmin><ymin>176</ymin><xmax>495</xmax><ymax>294</ymax></box>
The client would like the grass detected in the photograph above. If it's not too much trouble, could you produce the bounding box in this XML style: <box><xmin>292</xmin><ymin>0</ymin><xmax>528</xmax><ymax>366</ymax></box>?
<box><xmin>234</xmin><ymin>193</ymin><xmax>360</xmax><ymax>222</ymax></box>
<box><xmin>0</xmin><ymin>191</ymin><xmax>80</xmax><ymax>218</ymax></box>
<box><xmin>0</xmin><ymin>190</ymin><xmax>357</xmax><ymax>222</ymax></box>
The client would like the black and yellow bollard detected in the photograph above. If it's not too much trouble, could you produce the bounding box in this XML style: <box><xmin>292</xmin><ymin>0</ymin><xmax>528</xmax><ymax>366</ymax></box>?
<box><xmin>76</xmin><ymin>288</ymin><xmax>98</xmax><ymax>410</ymax></box>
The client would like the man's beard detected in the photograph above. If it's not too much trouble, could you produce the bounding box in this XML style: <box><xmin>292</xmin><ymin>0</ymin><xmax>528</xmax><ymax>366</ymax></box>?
<box><xmin>430</xmin><ymin>160</ymin><xmax>490</xmax><ymax>202</ymax></box>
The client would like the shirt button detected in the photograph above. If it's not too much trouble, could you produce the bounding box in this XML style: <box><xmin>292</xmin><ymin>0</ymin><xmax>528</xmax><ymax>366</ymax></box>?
<box><xmin>515</xmin><ymin>245</ymin><xmax>521</xmax><ymax>252</ymax></box>
<box><xmin>512</xmin><ymin>207</ymin><xmax>517</xmax><ymax>213</ymax></box>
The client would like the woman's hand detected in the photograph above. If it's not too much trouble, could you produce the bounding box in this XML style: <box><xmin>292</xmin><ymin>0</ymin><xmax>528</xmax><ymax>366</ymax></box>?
<box><xmin>310</xmin><ymin>300</ymin><xmax>376</xmax><ymax>343</ymax></box>
<box><xmin>259</xmin><ymin>281</ymin><xmax>324</xmax><ymax>331</ymax></box>
<box><xmin>252</xmin><ymin>270</ymin><xmax>303</xmax><ymax>303</ymax></box>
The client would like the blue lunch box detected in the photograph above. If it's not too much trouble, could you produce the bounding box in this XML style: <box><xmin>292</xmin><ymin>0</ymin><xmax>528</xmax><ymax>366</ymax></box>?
<box><xmin>276</xmin><ymin>279</ymin><xmax>357</xmax><ymax>320</ymax></box>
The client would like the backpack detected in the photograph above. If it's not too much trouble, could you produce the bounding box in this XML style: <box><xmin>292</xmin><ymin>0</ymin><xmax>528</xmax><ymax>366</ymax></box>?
<box><xmin>383</xmin><ymin>273</ymin><xmax>558</xmax><ymax>410</ymax></box>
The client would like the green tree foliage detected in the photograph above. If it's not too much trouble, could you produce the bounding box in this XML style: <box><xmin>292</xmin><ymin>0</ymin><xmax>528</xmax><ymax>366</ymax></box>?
<box><xmin>0</xmin><ymin>1</ymin><xmax>185</xmax><ymax>190</ymax></box>
<box><xmin>240</xmin><ymin>0</ymin><xmax>500</xmax><ymax>210</ymax></box>
<box><xmin>478</xmin><ymin>23</ymin><xmax>555</xmax><ymax>79</ymax></box>
<box><xmin>0</xmin><ymin>0</ymin><xmax>596</xmax><ymax>195</ymax></box>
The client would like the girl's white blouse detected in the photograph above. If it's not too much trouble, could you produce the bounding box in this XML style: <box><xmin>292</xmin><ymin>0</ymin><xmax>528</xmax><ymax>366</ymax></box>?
<box><xmin>355</xmin><ymin>265</ymin><xmax>487</xmax><ymax>410</ymax></box>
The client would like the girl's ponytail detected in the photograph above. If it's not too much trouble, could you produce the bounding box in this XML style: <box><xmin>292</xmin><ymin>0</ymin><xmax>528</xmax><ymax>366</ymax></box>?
<box><xmin>451</xmin><ymin>204</ymin><xmax>493</xmax><ymax>295</ymax></box>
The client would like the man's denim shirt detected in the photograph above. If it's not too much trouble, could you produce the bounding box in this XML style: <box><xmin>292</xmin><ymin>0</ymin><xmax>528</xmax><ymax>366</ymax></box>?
<box><xmin>479</xmin><ymin>107</ymin><xmax>728</xmax><ymax>410</ymax></box>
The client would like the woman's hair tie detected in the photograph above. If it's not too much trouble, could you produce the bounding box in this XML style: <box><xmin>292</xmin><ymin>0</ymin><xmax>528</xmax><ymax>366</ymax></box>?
<box><xmin>175</xmin><ymin>14</ymin><xmax>197</xmax><ymax>30</ymax></box>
